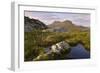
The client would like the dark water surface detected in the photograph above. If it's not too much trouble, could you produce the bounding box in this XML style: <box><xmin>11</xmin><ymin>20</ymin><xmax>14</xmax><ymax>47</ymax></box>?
<box><xmin>44</xmin><ymin>44</ymin><xmax>90</xmax><ymax>60</ymax></box>
<box><xmin>67</xmin><ymin>44</ymin><xmax>90</xmax><ymax>59</ymax></box>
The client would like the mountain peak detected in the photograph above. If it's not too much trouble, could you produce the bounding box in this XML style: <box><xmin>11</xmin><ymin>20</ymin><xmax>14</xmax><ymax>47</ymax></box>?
<box><xmin>52</xmin><ymin>21</ymin><xmax>61</xmax><ymax>24</ymax></box>
<box><xmin>63</xmin><ymin>20</ymin><xmax>72</xmax><ymax>24</ymax></box>
<box><xmin>48</xmin><ymin>20</ymin><xmax>89</xmax><ymax>32</ymax></box>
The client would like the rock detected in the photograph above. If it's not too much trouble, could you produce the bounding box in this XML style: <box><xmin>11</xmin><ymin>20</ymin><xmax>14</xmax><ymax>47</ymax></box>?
<box><xmin>51</xmin><ymin>45</ymin><xmax>60</xmax><ymax>53</ymax></box>
<box><xmin>24</xmin><ymin>16</ymin><xmax>48</xmax><ymax>32</ymax></box>
<box><xmin>33</xmin><ymin>41</ymin><xmax>71</xmax><ymax>61</ymax></box>
<box><xmin>51</xmin><ymin>41</ymin><xmax>70</xmax><ymax>53</ymax></box>
<box><xmin>33</xmin><ymin>54</ymin><xmax>49</xmax><ymax>61</ymax></box>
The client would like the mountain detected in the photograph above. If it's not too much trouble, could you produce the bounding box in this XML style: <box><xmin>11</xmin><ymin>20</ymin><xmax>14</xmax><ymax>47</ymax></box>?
<box><xmin>48</xmin><ymin>20</ymin><xmax>89</xmax><ymax>32</ymax></box>
<box><xmin>24</xmin><ymin>16</ymin><xmax>48</xmax><ymax>32</ymax></box>
<box><xmin>24</xmin><ymin>16</ymin><xmax>89</xmax><ymax>32</ymax></box>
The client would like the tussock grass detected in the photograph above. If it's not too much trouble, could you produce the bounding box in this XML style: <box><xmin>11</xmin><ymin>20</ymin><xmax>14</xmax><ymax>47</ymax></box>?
<box><xmin>24</xmin><ymin>30</ymin><xmax>90</xmax><ymax>61</ymax></box>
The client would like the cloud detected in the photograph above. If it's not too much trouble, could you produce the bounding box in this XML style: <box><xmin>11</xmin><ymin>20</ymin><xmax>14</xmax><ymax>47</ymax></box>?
<box><xmin>24</xmin><ymin>11</ymin><xmax>90</xmax><ymax>27</ymax></box>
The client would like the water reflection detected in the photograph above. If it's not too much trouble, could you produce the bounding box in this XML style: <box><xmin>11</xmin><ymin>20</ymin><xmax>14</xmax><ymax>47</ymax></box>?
<box><xmin>67</xmin><ymin>44</ymin><xmax>90</xmax><ymax>59</ymax></box>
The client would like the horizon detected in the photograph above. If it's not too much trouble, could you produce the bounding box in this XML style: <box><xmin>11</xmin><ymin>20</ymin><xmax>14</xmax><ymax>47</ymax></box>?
<box><xmin>24</xmin><ymin>11</ymin><xmax>90</xmax><ymax>27</ymax></box>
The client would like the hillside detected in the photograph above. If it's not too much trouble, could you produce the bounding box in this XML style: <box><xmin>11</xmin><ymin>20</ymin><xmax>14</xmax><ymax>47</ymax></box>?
<box><xmin>24</xmin><ymin>16</ymin><xmax>89</xmax><ymax>32</ymax></box>
<box><xmin>24</xmin><ymin>16</ymin><xmax>48</xmax><ymax>32</ymax></box>
<box><xmin>48</xmin><ymin>20</ymin><xmax>89</xmax><ymax>32</ymax></box>
<box><xmin>24</xmin><ymin>17</ymin><xmax>90</xmax><ymax>61</ymax></box>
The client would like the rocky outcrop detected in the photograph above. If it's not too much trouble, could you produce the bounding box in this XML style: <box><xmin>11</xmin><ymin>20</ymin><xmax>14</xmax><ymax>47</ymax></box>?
<box><xmin>33</xmin><ymin>41</ymin><xmax>71</xmax><ymax>61</ymax></box>
<box><xmin>51</xmin><ymin>41</ymin><xmax>70</xmax><ymax>53</ymax></box>
<box><xmin>24</xmin><ymin>16</ymin><xmax>48</xmax><ymax>32</ymax></box>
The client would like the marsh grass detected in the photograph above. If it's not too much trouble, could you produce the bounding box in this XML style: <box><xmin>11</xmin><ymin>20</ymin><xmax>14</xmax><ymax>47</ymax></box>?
<box><xmin>24</xmin><ymin>30</ymin><xmax>90</xmax><ymax>61</ymax></box>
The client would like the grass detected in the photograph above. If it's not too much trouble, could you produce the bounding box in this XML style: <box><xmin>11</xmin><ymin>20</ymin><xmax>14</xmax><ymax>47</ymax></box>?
<box><xmin>24</xmin><ymin>30</ymin><xmax>90</xmax><ymax>61</ymax></box>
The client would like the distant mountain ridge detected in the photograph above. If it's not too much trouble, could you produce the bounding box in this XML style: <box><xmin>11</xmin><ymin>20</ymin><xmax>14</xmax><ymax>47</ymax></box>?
<box><xmin>48</xmin><ymin>20</ymin><xmax>89</xmax><ymax>32</ymax></box>
<box><xmin>24</xmin><ymin>16</ymin><xmax>89</xmax><ymax>32</ymax></box>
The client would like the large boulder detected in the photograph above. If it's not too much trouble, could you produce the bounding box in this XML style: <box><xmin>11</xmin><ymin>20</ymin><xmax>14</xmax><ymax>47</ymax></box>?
<box><xmin>33</xmin><ymin>41</ymin><xmax>71</xmax><ymax>61</ymax></box>
<box><xmin>51</xmin><ymin>41</ymin><xmax>70</xmax><ymax>53</ymax></box>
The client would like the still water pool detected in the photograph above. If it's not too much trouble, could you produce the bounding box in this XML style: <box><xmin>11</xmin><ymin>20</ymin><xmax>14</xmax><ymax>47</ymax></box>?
<box><xmin>67</xmin><ymin>44</ymin><xmax>90</xmax><ymax>59</ymax></box>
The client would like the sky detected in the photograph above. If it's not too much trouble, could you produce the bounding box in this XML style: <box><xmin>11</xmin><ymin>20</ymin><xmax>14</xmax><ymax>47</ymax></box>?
<box><xmin>24</xmin><ymin>11</ymin><xmax>90</xmax><ymax>27</ymax></box>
